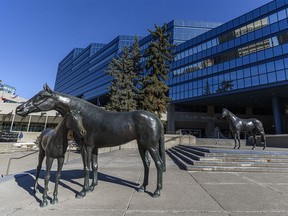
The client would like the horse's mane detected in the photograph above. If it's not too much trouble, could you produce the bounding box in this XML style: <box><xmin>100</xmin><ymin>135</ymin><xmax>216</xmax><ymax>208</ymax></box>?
<box><xmin>55</xmin><ymin>91</ymin><xmax>103</xmax><ymax>113</ymax></box>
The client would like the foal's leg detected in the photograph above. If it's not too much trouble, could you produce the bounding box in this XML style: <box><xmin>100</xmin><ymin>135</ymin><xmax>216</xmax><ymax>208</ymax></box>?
<box><xmin>34</xmin><ymin>148</ymin><xmax>45</xmax><ymax>194</ymax></box>
<box><xmin>76</xmin><ymin>146</ymin><xmax>93</xmax><ymax>198</ymax></box>
<box><xmin>137</xmin><ymin>145</ymin><xmax>150</xmax><ymax>193</ymax></box>
<box><xmin>148</xmin><ymin>148</ymin><xmax>163</xmax><ymax>198</ymax></box>
<box><xmin>90</xmin><ymin>147</ymin><xmax>98</xmax><ymax>191</ymax></box>
<box><xmin>51</xmin><ymin>157</ymin><xmax>64</xmax><ymax>205</ymax></box>
<box><xmin>41</xmin><ymin>157</ymin><xmax>54</xmax><ymax>207</ymax></box>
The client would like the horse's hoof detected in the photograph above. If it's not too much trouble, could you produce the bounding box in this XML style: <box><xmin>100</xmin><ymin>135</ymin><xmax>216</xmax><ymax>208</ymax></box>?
<box><xmin>137</xmin><ymin>186</ymin><xmax>145</xmax><ymax>193</ymax></box>
<box><xmin>263</xmin><ymin>147</ymin><xmax>266</xmax><ymax>150</ymax></box>
<box><xmin>51</xmin><ymin>197</ymin><xmax>58</xmax><ymax>205</ymax></box>
<box><xmin>40</xmin><ymin>200</ymin><xmax>48</xmax><ymax>208</ymax></box>
<box><xmin>89</xmin><ymin>185</ymin><xmax>95</xmax><ymax>192</ymax></box>
<box><xmin>237</xmin><ymin>147</ymin><xmax>240</xmax><ymax>149</ymax></box>
<box><xmin>152</xmin><ymin>190</ymin><xmax>160</xmax><ymax>198</ymax></box>
<box><xmin>75</xmin><ymin>190</ymin><xmax>86</xmax><ymax>199</ymax></box>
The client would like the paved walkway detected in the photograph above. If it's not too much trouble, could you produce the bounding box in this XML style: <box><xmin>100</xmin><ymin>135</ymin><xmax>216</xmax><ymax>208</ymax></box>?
<box><xmin>1</xmin><ymin>149</ymin><xmax>288</xmax><ymax>215</ymax></box>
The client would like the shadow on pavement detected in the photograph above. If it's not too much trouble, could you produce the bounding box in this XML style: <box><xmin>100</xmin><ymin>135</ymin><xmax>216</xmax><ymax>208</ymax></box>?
<box><xmin>14</xmin><ymin>169</ymin><xmax>140</xmax><ymax>205</ymax></box>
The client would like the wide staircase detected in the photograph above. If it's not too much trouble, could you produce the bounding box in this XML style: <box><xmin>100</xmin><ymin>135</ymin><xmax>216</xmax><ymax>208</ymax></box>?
<box><xmin>166</xmin><ymin>144</ymin><xmax>288</xmax><ymax>172</ymax></box>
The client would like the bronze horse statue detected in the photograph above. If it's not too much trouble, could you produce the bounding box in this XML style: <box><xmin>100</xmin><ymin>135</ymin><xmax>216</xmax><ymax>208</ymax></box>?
<box><xmin>34</xmin><ymin>109</ymin><xmax>86</xmax><ymax>207</ymax></box>
<box><xmin>222</xmin><ymin>108</ymin><xmax>266</xmax><ymax>150</ymax></box>
<box><xmin>16</xmin><ymin>84</ymin><xmax>166</xmax><ymax>198</ymax></box>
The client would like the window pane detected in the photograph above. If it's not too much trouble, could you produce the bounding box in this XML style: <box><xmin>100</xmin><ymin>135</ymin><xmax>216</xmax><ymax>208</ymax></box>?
<box><xmin>276</xmin><ymin>70</ymin><xmax>286</xmax><ymax>81</ymax></box>
<box><xmin>259</xmin><ymin>74</ymin><xmax>268</xmax><ymax>84</ymax></box>
<box><xmin>269</xmin><ymin>13</ymin><xmax>278</xmax><ymax>24</ymax></box>
<box><xmin>267</xmin><ymin>72</ymin><xmax>276</xmax><ymax>83</ymax></box>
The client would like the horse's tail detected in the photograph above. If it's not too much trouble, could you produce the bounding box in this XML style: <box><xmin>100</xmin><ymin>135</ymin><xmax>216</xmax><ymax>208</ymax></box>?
<box><xmin>159</xmin><ymin>127</ymin><xmax>166</xmax><ymax>172</ymax></box>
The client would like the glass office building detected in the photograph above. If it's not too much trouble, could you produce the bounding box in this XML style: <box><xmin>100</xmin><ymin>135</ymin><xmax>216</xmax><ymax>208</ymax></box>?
<box><xmin>167</xmin><ymin>0</ymin><xmax>288</xmax><ymax>136</ymax></box>
<box><xmin>55</xmin><ymin>0</ymin><xmax>288</xmax><ymax>136</ymax></box>
<box><xmin>55</xmin><ymin>20</ymin><xmax>220</xmax><ymax>105</ymax></box>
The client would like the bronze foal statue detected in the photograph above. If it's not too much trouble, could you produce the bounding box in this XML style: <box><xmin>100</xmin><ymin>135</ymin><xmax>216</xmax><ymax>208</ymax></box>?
<box><xmin>33</xmin><ymin>109</ymin><xmax>86</xmax><ymax>207</ymax></box>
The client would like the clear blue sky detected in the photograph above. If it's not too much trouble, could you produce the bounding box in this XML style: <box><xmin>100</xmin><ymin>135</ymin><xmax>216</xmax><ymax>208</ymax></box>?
<box><xmin>0</xmin><ymin>0</ymin><xmax>273</xmax><ymax>99</ymax></box>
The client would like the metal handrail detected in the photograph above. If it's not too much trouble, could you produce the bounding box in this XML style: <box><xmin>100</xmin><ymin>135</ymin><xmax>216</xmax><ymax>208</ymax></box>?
<box><xmin>5</xmin><ymin>150</ymin><xmax>38</xmax><ymax>176</ymax></box>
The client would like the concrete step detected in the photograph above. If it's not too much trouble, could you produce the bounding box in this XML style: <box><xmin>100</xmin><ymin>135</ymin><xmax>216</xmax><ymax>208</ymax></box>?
<box><xmin>167</xmin><ymin>145</ymin><xmax>288</xmax><ymax>172</ymax></box>
<box><xmin>179</xmin><ymin>145</ymin><xmax>288</xmax><ymax>159</ymax></box>
<box><xmin>180</xmin><ymin>145</ymin><xmax>288</xmax><ymax>156</ymax></box>
<box><xmin>186</xmin><ymin>166</ymin><xmax>288</xmax><ymax>172</ymax></box>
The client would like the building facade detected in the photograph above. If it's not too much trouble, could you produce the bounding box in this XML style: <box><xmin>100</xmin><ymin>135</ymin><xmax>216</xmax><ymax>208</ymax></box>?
<box><xmin>167</xmin><ymin>0</ymin><xmax>288</xmax><ymax>136</ymax></box>
<box><xmin>54</xmin><ymin>0</ymin><xmax>288</xmax><ymax>137</ymax></box>
<box><xmin>54</xmin><ymin>20</ymin><xmax>221</xmax><ymax>105</ymax></box>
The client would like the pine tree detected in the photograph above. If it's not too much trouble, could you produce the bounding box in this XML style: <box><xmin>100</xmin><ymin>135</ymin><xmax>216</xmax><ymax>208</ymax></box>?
<box><xmin>105</xmin><ymin>47</ymin><xmax>137</xmax><ymax>112</ymax></box>
<box><xmin>130</xmin><ymin>36</ymin><xmax>143</xmax><ymax>109</ymax></box>
<box><xmin>140</xmin><ymin>23</ymin><xmax>174</xmax><ymax>118</ymax></box>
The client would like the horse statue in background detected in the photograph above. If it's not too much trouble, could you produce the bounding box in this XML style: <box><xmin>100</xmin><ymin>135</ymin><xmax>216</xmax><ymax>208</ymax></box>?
<box><xmin>33</xmin><ymin>109</ymin><xmax>86</xmax><ymax>207</ymax></box>
<box><xmin>222</xmin><ymin>108</ymin><xmax>266</xmax><ymax>150</ymax></box>
<box><xmin>16</xmin><ymin>84</ymin><xmax>166</xmax><ymax>198</ymax></box>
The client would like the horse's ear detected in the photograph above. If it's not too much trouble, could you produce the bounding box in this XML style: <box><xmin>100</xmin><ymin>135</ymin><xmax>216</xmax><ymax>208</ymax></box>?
<box><xmin>43</xmin><ymin>83</ymin><xmax>53</xmax><ymax>94</ymax></box>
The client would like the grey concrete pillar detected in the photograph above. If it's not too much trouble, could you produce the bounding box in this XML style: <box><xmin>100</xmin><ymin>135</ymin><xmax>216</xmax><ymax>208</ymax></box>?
<box><xmin>167</xmin><ymin>104</ymin><xmax>175</xmax><ymax>133</ymax></box>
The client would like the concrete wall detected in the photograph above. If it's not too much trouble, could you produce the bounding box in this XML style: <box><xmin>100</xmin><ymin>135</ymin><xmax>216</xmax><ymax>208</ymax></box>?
<box><xmin>248</xmin><ymin>134</ymin><xmax>288</xmax><ymax>148</ymax></box>
<box><xmin>16</xmin><ymin>133</ymin><xmax>196</xmax><ymax>153</ymax></box>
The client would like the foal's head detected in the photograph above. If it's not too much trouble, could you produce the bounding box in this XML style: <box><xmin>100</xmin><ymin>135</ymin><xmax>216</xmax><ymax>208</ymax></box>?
<box><xmin>66</xmin><ymin>109</ymin><xmax>86</xmax><ymax>138</ymax></box>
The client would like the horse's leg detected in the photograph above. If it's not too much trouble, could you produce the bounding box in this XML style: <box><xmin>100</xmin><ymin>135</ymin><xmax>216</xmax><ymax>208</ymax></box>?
<box><xmin>137</xmin><ymin>145</ymin><xmax>150</xmax><ymax>193</ymax></box>
<box><xmin>76</xmin><ymin>145</ymin><xmax>92</xmax><ymax>198</ymax></box>
<box><xmin>252</xmin><ymin>132</ymin><xmax>256</xmax><ymax>150</ymax></box>
<box><xmin>237</xmin><ymin>131</ymin><xmax>241</xmax><ymax>149</ymax></box>
<box><xmin>148</xmin><ymin>148</ymin><xmax>163</xmax><ymax>198</ymax></box>
<box><xmin>34</xmin><ymin>148</ymin><xmax>45</xmax><ymax>194</ymax></box>
<box><xmin>233</xmin><ymin>133</ymin><xmax>237</xmax><ymax>149</ymax></box>
<box><xmin>89</xmin><ymin>147</ymin><xmax>98</xmax><ymax>191</ymax></box>
<box><xmin>41</xmin><ymin>157</ymin><xmax>54</xmax><ymax>207</ymax></box>
<box><xmin>261</xmin><ymin>132</ymin><xmax>266</xmax><ymax>150</ymax></box>
<box><xmin>51</xmin><ymin>157</ymin><xmax>64</xmax><ymax>205</ymax></box>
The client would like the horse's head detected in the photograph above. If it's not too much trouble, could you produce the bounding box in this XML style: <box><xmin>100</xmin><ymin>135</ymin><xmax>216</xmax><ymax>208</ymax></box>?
<box><xmin>222</xmin><ymin>108</ymin><xmax>229</xmax><ymax>118</ymax></box>
<box><xmin>16</xmin><ymin>84</ymin><xmax>57</xmax><ymax>117</ymax></box>
<box><xmin>66</xmin><ymin>109</ymin><xmax>87</xmax><ymax>138</ymax></box>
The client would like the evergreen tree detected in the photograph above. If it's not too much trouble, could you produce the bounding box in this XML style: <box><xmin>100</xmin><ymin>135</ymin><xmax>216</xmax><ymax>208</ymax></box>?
<box><xmin>140</xmin><ymin>23</ymin><xmax>174</xmax><ymax>118</ymax></box>
<box><xmin>105</xmin><ymin>47</ymin><xmax>137</xmax><ymax>112</ymax></box>
<box><xmin>130</xmin><ymin>36</ymin><xmax>143</xmax><ymax>109</ymax></box>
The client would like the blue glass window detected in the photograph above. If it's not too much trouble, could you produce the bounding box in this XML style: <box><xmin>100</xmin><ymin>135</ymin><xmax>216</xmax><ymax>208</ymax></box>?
<box><xmin>230</xmin><ymin>71</ymin><xmax>237</xmax><ymax>80</ymax></box>
<box><xmin>278</xmin><ymin>9</ymin><xmax>286</xmax><ymax>20</ymax></box>
<box><xmin>244</xmin><ymin>77</ymin><xmax>252</xmax><ymax>87</ymax></box>
<box><xmin>244</xmin><ymin>68</ymin><xmax>251</xmax><ymax>77</ymax></box>
<box><xmin>275</xmin><ymin>59</ymin><xmax>284</xmax><ymax>70</ymax></box>
<box><xmin>251</xmin><ymin>66</ymin><xmax>258</xmax><ymax>76</ymax></box>
<box><xmin>269</xmin><ymin>13</ymin><xmax>278</xmax><ymax>24</ymax></box>
<box><xmin>284</xmin><ymin>58</ymin><xmax>288</xmax><ymax>68</ymax></box>
<box><xmin>251</xmin><ymin>76</ymin><xmax>260</xmax><ymax>85</ymax></box>
<box><xmin>237</xmin><ymin>79</ymin><xmax>244</xmax><ymax>88</ymax></box>
<box><xmin>237</xmin><ymin>69</ymin><xmax>244</xmax><ymax>78</ymax></box>
<box><xmin>265</xmin><ymin>48</ymin><xmax>274</xmax><ymax>59</ymax></box>
<box><xmin>276</xmin><ymin>70</ymin><xmax>286</xmax><ymax>81</ymax></box>
<box><xmin>267</xmin><ymin>72</ymin><xmax>277</xmax><ymax>83</ymax></box>
<box><xmin>259</xmin><ymin>74</ymin><xmax>268</xmax><ymax>84</ymax></box>
<box><xmin>266</xmin><ymin>61</ymin><xmax>275</xmax><ymax>72</ymax></box>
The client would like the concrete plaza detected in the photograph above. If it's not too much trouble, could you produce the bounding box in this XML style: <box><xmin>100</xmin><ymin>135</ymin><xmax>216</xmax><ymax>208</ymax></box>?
<box><xmin>1</xmin><ymin>149</ymin><xmax>288</xmax><ymax>215</ymax></box>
